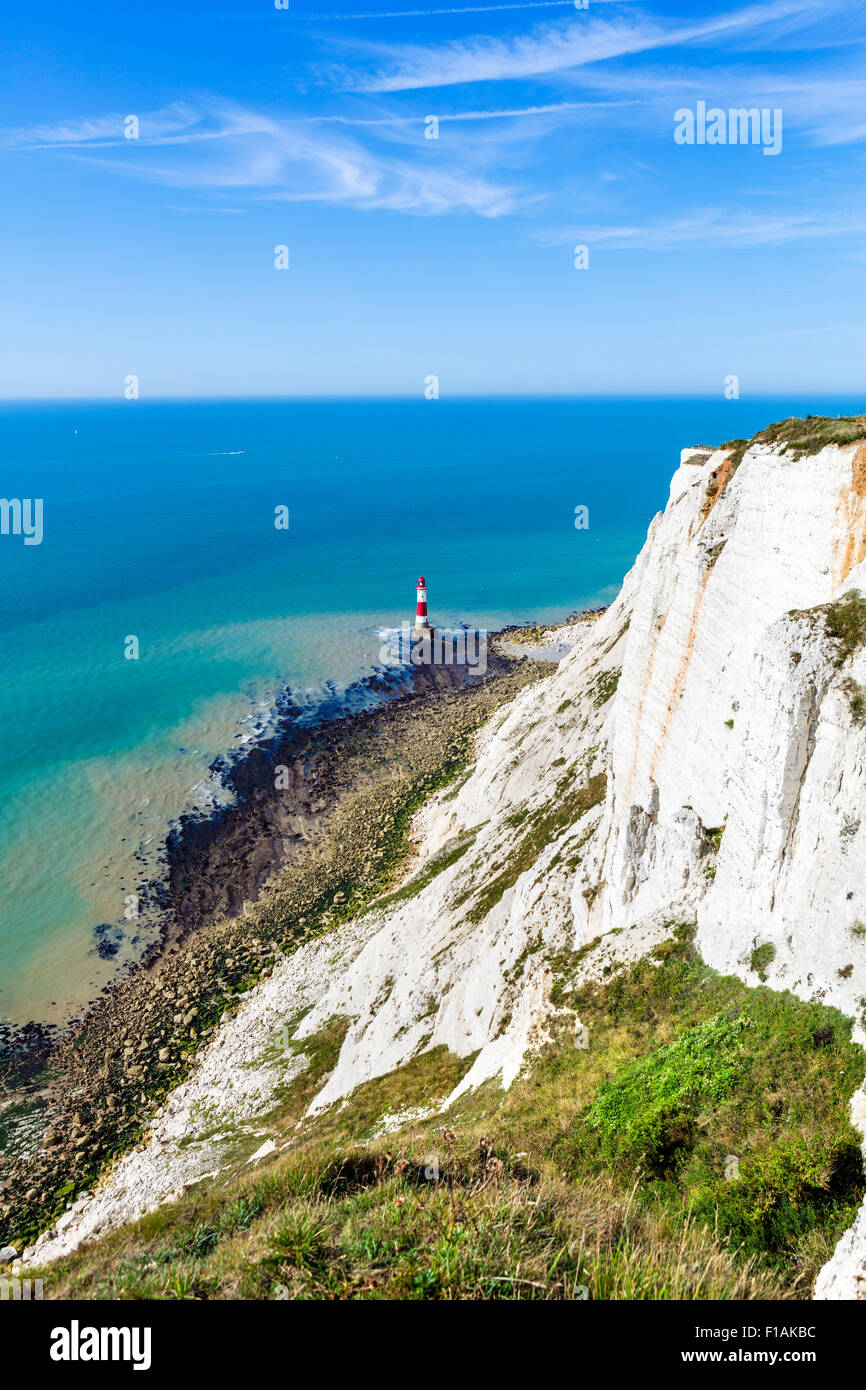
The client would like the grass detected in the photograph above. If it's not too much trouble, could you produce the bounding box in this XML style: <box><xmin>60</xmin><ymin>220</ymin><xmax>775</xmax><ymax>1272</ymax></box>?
<box><xmin>749</xmin><ymin>943</ymin><xmax>776</xmax><ymax>981</ymax></box>
<box><xmin>592</xmin><ymin>668</ymin><xmax>621</xmax><ymax>710</ymax></box>
<box><xmin>365</xmin><ymin>832</ymin><xmax>478</xmax><ymax>915</ymax></box>
<box><xmin>746</xmin><ymin>415</ymin><xmax>866</xmax><ymax>461</ymax></box>
<box><xmin>461</xmin><ymin>767</ymin><xmax>606</xmax><ymax>925</ymax></box>
<box><xmin>786</xmin><ymin>592</ymin><xmax>866</xmax><ymax>697</ymax></box>
<box><xmin>584</xmin><ymin>1013</ymin><xmax>747</xmax><ymax>1173</ymax></box>
<box><xmin>842</xmin><ymin>679</ymin><xmax>866</xmax><ymax>724</ymax></box>
<box><xmin>33</xmin><ymin>926</ymin><xmax>864</xmax><ymax>1301</ymax></box>
<box><xmin>553</xmin><ymin>928</ymin><xmax>864</xmax><ymax>1279</ymax></box>
<box><xmin>824</xmin><ymin>591</ymin><xmax>866</xmax><ymax>664</ymax></box>
<box><xmin>34</xmin><ymin>1139</ymin><xmax>781</xmax><ymax>1302</ymax></box>
<box><xmin>715</xmin><ymin>416</ymin><xmax>866</xmax><ymax>478</ymax></box>
<box><xmin>706</xmin><ymin>826</ymin><xmax>726</xmax><ymax>853</ymax></box>
<box><xmin>694</xmin><ymin>415</ymin><xmax>866</xmax><ymax>534</ymax></box>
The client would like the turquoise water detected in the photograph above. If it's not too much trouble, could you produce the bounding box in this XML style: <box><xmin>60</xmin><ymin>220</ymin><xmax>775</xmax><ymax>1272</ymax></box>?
<box><xmin>1</xmin><ymin>395</ymin><xmax>862</xmax><ymax>1025</ymax></box>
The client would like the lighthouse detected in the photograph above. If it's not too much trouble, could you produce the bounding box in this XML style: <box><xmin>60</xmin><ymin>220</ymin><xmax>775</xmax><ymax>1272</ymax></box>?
<box><xmin>414</xmin><ymin>574</ymin><xmax>432</xmax><ymax>636</ymax></box>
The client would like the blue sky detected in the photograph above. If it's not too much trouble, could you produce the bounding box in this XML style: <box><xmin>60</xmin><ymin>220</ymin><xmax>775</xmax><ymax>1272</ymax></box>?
<box><xmin>1</xmin><ymin>0</ymin><xmax>865</xmax><ymax>397</ymax></box>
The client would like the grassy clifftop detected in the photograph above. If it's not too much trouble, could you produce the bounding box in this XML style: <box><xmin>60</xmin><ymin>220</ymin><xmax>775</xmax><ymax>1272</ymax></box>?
<box><xmin>721</xmin><ymin>414</ymin><xmax>866</xmax><ymax>468</ymax></box>
<box><xmin>33</xmin><ymin>926</ymin><xmax>864</xmax><ymax>1301</ymax></box>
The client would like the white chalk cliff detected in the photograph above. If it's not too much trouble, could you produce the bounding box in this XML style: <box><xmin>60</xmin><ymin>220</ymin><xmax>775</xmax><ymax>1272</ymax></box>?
<box><xmin>24</xmin><ymin>430</ymin><xmax>866</xmax><ymax>1296</ymax></box>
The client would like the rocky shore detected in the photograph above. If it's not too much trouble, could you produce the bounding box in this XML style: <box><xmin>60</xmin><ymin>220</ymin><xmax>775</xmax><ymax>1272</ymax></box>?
<box><xmin>0</xmin><ymin>635</ymin><xmax>550</xmax><ymax>1253</ymax></box>
<box><xmin>165</xmin><ymin>650</ymin><xmax>489</xmax><ymax>942</ymax></box>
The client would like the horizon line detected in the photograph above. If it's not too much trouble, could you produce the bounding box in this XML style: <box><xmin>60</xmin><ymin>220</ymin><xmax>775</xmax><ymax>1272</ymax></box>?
<box><xmin>1</xmin><ymin>391</ymin><xmax>864</xmax><ymax>406</ymax></box>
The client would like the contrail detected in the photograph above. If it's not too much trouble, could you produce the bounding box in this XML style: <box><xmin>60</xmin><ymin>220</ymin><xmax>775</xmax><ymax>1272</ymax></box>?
<box><xmin>304</xmin><ymin>1</ymin><xmax>630</xmax><ymax>19</ymax></box>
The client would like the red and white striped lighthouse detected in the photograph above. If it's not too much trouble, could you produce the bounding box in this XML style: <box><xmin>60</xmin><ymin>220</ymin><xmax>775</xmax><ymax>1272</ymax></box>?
<box><xmin>414</xmin><ymin>574</ymin><xmax>431</xmax><ymax>634</ymax></box>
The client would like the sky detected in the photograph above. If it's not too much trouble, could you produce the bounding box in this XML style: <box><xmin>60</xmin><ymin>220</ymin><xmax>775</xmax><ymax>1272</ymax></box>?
<box><xmin>1</xmin><ymin>0</ymin><xmax>865</xmax><ymax>397</ymax></box>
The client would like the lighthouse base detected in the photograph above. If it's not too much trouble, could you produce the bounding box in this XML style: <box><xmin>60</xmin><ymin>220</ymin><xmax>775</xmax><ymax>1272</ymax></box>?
<box><xmin>410</xmin><ymin>626</ymin><xmax>438</xmax><ymax>664</ymax></box>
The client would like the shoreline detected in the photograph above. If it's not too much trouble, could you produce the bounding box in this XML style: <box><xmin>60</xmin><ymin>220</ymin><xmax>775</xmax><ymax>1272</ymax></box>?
<box><xmin>0</xmin><ymin>648</ymin><xmax>489</xmax><ymax>1068</ymax></box>
<box><xmin>163</xmin><ymin>644</ymin><xmax>494</xmax><ymax>946</ymax></box>
<box><xmin>0</xmin><ymin>616</ymin><xmax>583</xmax><ymax>1248</ymax></box>
<box><xmin>2</xmin><ymin>609</ymin><xmax>603</xmax><ymax>1063</ymax></box>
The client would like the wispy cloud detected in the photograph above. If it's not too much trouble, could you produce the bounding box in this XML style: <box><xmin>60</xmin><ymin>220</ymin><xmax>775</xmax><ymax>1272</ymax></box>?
<box><xmin>338</xmin><ymin>0</ymin><xmax>812</xmax><ymax>92</ymax></box>
<box><xmin>0</xmin><ymin>102</ymin><xmax>207</xmax><ymax>151</ymax></box>
<box><xmin>542</xmin><ymin>207</ymin><xmax>866</xmax><ymax>250</ymax></box>
<box><xmin>560</xmin><ymin>58</ymin><xmax>866</xmax><ymax>147</ymax></box>
<box><xmin>744</xmin><ymin>321</ymin><xmax>866</xmax><ymax>341</ymax></box>
<box><xmin>0</xmin><ymin>99</ymin><xmax>521</xmax><ymax>217</ymax></box>
<box><xmin>306</xmin><ymin>0</ymin><xmax>632</xmax><ymax>17</ymax></box>
<box><xmin>4</xmin><ymin>1</ymin><xmax>866</xmax><ymax>234</ymax></box>
<box><xmin>438</xmin><ymin>97</ymin><xmax>633</xmax><ymax>119</ymax></box>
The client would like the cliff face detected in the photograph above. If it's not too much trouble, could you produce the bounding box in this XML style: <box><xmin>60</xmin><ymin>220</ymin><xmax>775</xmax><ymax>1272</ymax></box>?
<box><xmin>22</xmin><ymin>427</ymin><xmax>866</xmax><ymax>1295</ymax></box>
<box><xmin>584</xmin><ymin>439</ymin><xmax>866</xmax><ymax>1034</ymax></box>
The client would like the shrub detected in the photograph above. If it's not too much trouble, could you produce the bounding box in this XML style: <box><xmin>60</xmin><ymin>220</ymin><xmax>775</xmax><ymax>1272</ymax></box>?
<box><xmin>842</xmin><ymin>677</ymin><xmax>866</xmax><ymax>723</ymax></box>
<box><xmin>583</xmin><ymin>1014</ymin><xmax>746</xmax><ymax>1176</ymax></box>
<box><xmin>824</xmin><ymin>592</ymin><xmax>866</xmax><ymax>663</ymax></box>
<box><xmin>749</xmin><ymin>943</ymin><xmax>776</xmax><ymax>980</ymax></box>
<box><xmin>691</xmin><ymin>1136</ymin><xmax>863</xmax><ymax>1259</ymax></box>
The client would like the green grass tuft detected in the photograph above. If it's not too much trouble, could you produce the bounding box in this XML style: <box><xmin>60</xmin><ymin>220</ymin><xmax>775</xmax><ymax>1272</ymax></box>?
<box><xmin>749</xmin><ymin>943</ymin><xmax>776</xmax><ymax>980</ymax></box>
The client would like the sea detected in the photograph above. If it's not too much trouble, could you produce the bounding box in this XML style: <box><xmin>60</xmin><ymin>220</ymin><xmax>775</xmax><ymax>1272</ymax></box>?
<box><xmin>1</xmin><ymin>395</ymin><xmax>862</xmax><ymax>1027</ymax></box>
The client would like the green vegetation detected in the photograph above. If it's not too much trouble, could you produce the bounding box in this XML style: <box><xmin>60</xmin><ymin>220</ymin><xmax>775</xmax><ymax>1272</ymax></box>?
<box><xmin>36</xmin><ymin>1152</ymin><xmax>777</xmax><ymax>1302</ymax></box>
<box><xmin>717</xmin><ymin>415</ymin><xmax>866</xmax><ymax>476</ymax></box>
<box><xmin>719</xmin><ymin>438</ymin><xmax>750</xmax><ymax>468</ymax></box>
<box><xmin>461</xmin><ymin>768</ymin><xmax>606</xmax><ymax>925</ymax></box>
<box><xmin>584</xmin><ymin>1014</ymin><xmax>746</xmax><ymax>1172</ymax></box>
<box><xmin>824</xmin><ymin>591</ymin><xmax>866</xmax><ymax>664</ymax></box>
<box><xmin>366</xmin><ymin>832</ymin><xmax>478</xmax><ymax>915</ymax></box>
<box><xmin>706</xmin><ymin>825</ymin><xmax>726</xmax><ymax>853</ymax></box>
<box><xmin>602</xmin><ymin>619</ymin><xmax>630</xmax><ymax>656</ymax></box>
<box><xmin>33</xmin><ymin>926</ymin><xmax>864</xmax><ymax>1301</ymax></box>
<box><xmin>787</xmin><ymin>591</ymin><xmax>866</xmax><ymax>681</ymax></box>
<box><xmin>842</xmin><ymin>679</ymin><xmax>866</xmax><ymax>724</ymax></box>
<box><xmin>592</xmin><ymin>667</ymin><xmax>621</xmax><ymax>709</ymax></box>
<box><xmin>749</xmin><ymin>943</ymin><xmax>776</xmax><ymax>981</ymax></box>
<box><xmin>554</xmin><ymin>928</ymin><xmax>864</xmax><ymax>1277</ymax></box>
<box><xmin>746</xmin><ymin>415</ymin><xmax>866</xmax><ymax>461</ymax></box>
